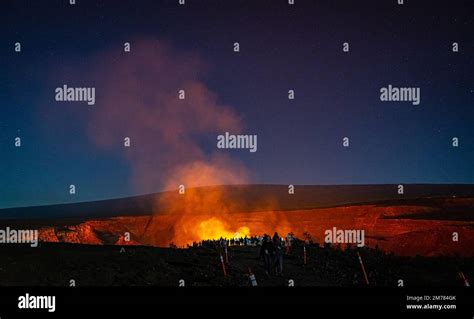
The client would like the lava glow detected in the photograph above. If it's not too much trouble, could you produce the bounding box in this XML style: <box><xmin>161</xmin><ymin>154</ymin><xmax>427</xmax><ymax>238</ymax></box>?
<box><xmin>197</xmin><ymin>217</ymin><xmax>250</xmax><ymax>241</ymax></box>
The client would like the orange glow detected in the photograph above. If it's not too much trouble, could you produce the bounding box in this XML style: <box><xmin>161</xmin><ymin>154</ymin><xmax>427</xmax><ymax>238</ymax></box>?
<box><xmin>167</xmin><ymin>211</ymin><xmax>291</xmax><ymax>246</ymax></box>
<box><xmin>196</xmin><ymin>217</ymin><xmax>250</xmax><ymax>241</ymax></box>
<box><xmin>148</xmin><ymin>158</ymin><xmax>294</xmax><ymax>247</ymax></box>
<box><xmin>156</xmin><ymin>185</ymin><xmax>293</xmax><ymax>246</ymax></box>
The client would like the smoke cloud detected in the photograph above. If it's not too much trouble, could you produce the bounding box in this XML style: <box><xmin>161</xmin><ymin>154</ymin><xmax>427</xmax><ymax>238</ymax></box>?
<box><xmin>46</xmin><ymin>38</ymin><xmax>290</xmax><ymax>246</ymax></box>
<box><xmin>86</xmin><ymin>39</ymin><xmax>246</xmax><ymax>193</ymax></box>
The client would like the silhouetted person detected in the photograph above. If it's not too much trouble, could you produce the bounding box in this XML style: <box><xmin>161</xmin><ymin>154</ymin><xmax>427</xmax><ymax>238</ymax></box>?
<box><xmin>285</xmin><ymin>233</ymin><xmax>293</xmax><ymax>254</ymax></box>
<box><xmin>260</xmin><ymin>234</ymin><xmax>274</xmax><ymax>275</ymax></box>
<box><xmin>273</xmin><ymin>232</ymin><xmax>283</xmax><ymax>275</ymax></box>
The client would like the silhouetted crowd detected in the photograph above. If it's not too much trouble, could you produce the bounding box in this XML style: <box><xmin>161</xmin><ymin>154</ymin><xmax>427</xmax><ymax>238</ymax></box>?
<box><xmin>191</xmin><ymin>232</ymin><xmax>295</xmax><ymax>276</ymax></box>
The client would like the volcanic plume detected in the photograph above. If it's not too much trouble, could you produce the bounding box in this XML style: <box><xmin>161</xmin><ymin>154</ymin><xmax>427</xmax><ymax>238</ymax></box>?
<box><xmin>56</xmin><ymin>38</ymin><xmax>292</xmax><ymax>246</ymax></box>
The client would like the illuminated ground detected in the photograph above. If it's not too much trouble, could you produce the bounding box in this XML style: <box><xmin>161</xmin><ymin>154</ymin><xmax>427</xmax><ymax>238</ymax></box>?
<box><xmin>32</xmin><ymin>197</ymin><xmax>474</xmax><ymax>256</ymax></box>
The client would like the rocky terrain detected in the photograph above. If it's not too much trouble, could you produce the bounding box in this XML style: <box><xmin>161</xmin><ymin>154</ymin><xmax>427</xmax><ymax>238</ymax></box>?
<box><xmin>30</xmin><ymin>197</ymin><xmax>474</xmax><ymax>256</ymax></box>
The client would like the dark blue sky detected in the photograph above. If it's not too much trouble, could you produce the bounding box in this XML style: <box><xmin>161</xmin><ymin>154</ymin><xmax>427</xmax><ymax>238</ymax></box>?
<box><xmin>1</xmin><ymin>0</ymin><xmax>473</xmax><ymax>208</ymax></box>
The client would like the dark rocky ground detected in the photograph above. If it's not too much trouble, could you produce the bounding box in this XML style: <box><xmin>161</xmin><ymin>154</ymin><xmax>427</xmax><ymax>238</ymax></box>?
<box><xmin>0</xmin><ymin>242</ymin><xmax>472</xmax><ymax>287</ymax></box>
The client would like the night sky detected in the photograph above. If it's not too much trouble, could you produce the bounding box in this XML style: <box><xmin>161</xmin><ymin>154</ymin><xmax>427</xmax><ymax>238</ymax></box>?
<box><xmin>1</xmin><ymin>0</ymin><xmax>473</xmax><ymax>208</ymax></box>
